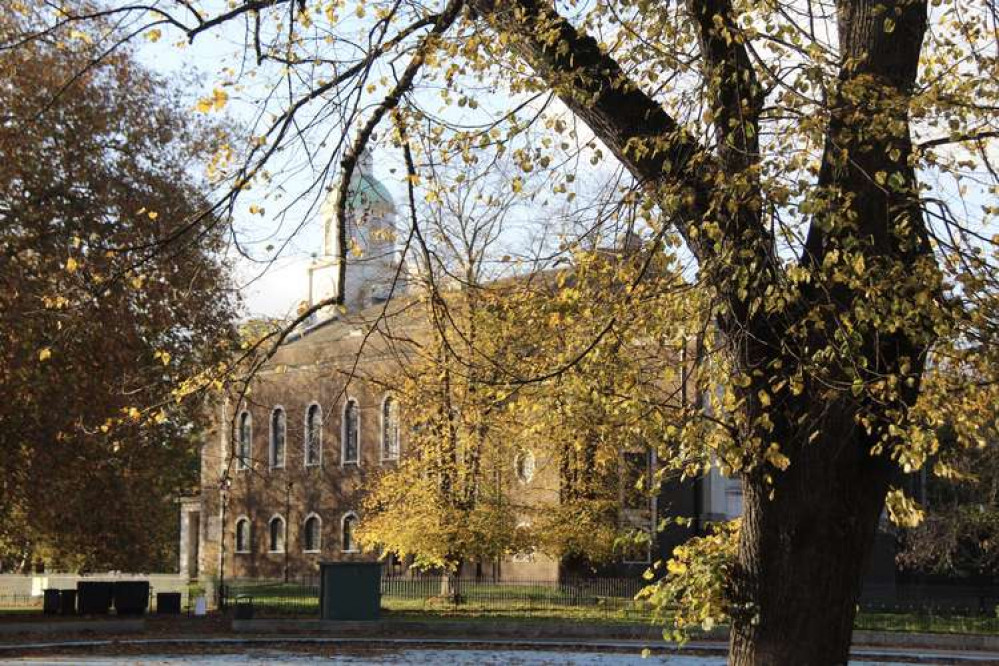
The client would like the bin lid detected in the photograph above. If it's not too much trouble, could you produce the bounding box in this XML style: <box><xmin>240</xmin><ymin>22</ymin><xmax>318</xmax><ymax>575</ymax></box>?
<box><xmin>319</xmin><ymin>561</ymin><xmax>381</xmax><ymax>568</ymax></box>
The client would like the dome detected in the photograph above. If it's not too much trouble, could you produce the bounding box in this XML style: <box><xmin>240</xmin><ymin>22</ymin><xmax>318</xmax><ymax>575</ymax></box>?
<box><xmin>324</xmin><ymin>153</ymin><xmax>395</xmax><ymax>218</ymax></box>
<box><xmin>347</xmin><ymin>171</ymin><xmax>395</xmax><ymax>214</ymax></box>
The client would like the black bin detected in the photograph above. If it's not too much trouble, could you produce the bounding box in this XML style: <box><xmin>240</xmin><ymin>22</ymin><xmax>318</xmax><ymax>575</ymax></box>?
<box><xmin>156</xmin><ymin>592</ymin><xmax>182</xmax><ymax>615</ymax></box>
<box><xmin>77</xmin><ymin>581</ymin><xmax>113</xmax><ymax>615</ymax></box>
<box><xmin>59</xmin><ymin>589</ymin><xmax>77</xmax><ymax>615</ymax></box>
<box><xmin>233</xmin><ymin>596</ymin><xmax>254</xmax><ymax>620</ymax></box>
<box><xmin>43</xmin><ymin>589</ymin><xmax>60</xmax><ymax>615</ymax></box>
<box><xmin>113</xmin><ymin>581</ymin><xmax>149</xmax><ymax>615</ymax></box>
<box><xmin>319</xmin><ymin>561</ymin><xmax>381</xmax><ymax>621</ymax></box>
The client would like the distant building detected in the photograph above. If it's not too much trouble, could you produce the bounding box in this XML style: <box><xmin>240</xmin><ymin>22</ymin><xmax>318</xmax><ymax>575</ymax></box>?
<box><xmin>179</xmin><ymin>150</ymin><xmax>743</xmax><ymax>585</ymax></box>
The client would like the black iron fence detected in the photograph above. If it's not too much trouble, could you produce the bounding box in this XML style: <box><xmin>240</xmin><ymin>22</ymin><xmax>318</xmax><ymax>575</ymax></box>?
<box><xmin>220</xmin><ymin>576</ymin><xmax>651</xmax><ymax>620</ymax></box>
<box><xmin>855</xmin><ymin>601</ymin><xmax>999</xmax><ymax>635</ymax></box>
<box><xmin>218</xmin><ymin>575</ymin><xmax>999</xmax><ymax>635</ymax></box>
<box><xmin>382</xmin><ymin>575</ymin><xmax>650</xmax><ymax>620</ymax></box>
<box><xmin>221</xmin><ymin>577</ymin><xmax>320</xmax><ymax>617</ymax></box>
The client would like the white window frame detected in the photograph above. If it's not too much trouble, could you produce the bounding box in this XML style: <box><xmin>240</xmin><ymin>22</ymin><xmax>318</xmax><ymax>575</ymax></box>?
<box><xmin>515</xmin><ymin>450</ymin><xmax>536</xmax><ymax>484</ymax></box>
<box><xmin>341</xmin><ymin>511</ymin><xmax>359</xmax><ymax>553</ymax></box>
<box><xmin>304</xmin><ymin>402</ymin><xmax>323</xmax><ymax>468</ymax></box>
<box><xmin>234</xmin><ymin>516</ymin><xmax>251</xmax><ymax>554</ymax></box>
<box><xmin>236</xmin><ymin>411</ymin><xmax>252</xmax><ymax>471</ymax></box>
<box><xmin>341</xmin><ymin>398</ymin><xmax>361</xmax><ymax>466</ymax></box>
<box><xmin>269</xmin><ymin>406</ymin><xmax>286</xmax><ymax>470</ymax></box>
<box><xmin>380</xmin><ymin>394</ymin><xmax>400</xmax><ymax>463</ymax></box>
<box><xmin>302</xmin><ymin>512</ymin><xmax>322</xmax><ymax>553</ymax></box>
<box><xmin>268</xmin><ymin>514</ymin><xmax>286</xmax><ymax>553</ymax></box>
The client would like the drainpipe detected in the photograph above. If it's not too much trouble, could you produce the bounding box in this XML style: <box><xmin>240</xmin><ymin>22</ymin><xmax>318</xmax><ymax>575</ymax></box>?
<box><xmin>285</xmin><ymin>480</ymin><xmax>293</xmax><ymax>583</ymax></box>
<box><xmin>218</xmin><ymin>479</ymin><xmax>229</xmax><ymax>609</ymax></box>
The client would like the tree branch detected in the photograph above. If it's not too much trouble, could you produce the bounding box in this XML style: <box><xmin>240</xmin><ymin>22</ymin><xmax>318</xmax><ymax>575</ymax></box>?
<box><xmin>468</xmin><ymin>0</ymin><xmax>718</xmax><ymax>262</ymax></box>
<box><xmin>331</xmin><ymin>0</ymin><xmax>466</xmax><ymax>306</ymax></box>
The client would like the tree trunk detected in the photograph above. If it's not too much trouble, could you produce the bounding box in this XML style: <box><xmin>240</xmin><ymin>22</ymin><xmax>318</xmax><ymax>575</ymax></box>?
<box><xmin>469</xmin><ymin>1</ymin><xmax>930</xmax><ymax>663</ymax></box>
<box><xmin>729</xmin><ymin>403</ymin><xmax>893</xmax><ymax>665</ymax></box>
<box><xmin>727</xmin><ymin>2</ymin><xmax>929</xmax><ymax>663</ymax></box>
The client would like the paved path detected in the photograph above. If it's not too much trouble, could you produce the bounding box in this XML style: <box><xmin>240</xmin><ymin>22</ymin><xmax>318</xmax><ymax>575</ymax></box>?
<box><xmin>0</xmin><ymin>636</ymin><xmax>996</xmax><ymax>664</ymax></box>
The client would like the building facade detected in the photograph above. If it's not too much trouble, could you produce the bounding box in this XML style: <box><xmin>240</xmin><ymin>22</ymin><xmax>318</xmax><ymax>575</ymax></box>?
<box><xmin>180</xmin><ymin>154</ymin><xmax>744</xmax><ymax>586</ymax></box>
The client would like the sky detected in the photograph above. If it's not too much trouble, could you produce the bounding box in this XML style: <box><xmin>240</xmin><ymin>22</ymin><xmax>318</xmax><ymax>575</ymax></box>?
<box><xmin>126</xmin><ymin>0</ymin><xmax>997</xmax><ymax>322</ymax></box>
<box><xmin>131</xmin><ymin>9</ymin><xmax>596</xmax><ymax>321</ymax></box>
<box><xmin>134</xmin><ymin>18</ymin><xmax>406</xmax><ymax>320</ymax></box>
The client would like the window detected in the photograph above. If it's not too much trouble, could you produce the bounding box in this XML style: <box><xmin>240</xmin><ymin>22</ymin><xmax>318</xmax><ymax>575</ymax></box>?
<box><xmin>341</xmin><ymin>512</ymin><xmax>359</xmax><ymax>552</ymax></box>
<box><xmin>270</xmin><ymin>407</ymin><xmax>286</xmax><ymax>468</ymax></box>
<box><xmin>305</xmin><ymin>403</ymin><xmax>322</xmax><ymax>467</ymax></box>
<box><xmin>621</xmin><ymin>528</ymin><xmax>653</xmax><ymax>564</ymax></box>
<box><xmin>303</xmin><ymin>514</ymin><xmax>322</xmax><ymax>552</ymax></box>
<box><xmin>515</xmin><ymin>450</ymin><xmax>535</xmax><ymax>484</ymax></box>
<box><xmin>511</xmin><ymin>520</ymin><xmax>535</xmax><ymax>563</ymax></box>
<box><xmin>236</xmin><ymin>412</ymin><xmax>251</xmax><ymax>470</ymax></box>
<box><xmin>622</xmin><ymin>450</ymin><xmax>652</xmax><ymax>510</ymax></box>
<box><xmin>342</xmin><ymin>399</ymin><xmax>359</xmax><ymax>465</ymax></box>
<box><xmin>268</xmin><ymin>515</ymin><xmax>285</xmax><ymax>553</ymax></box>
<box><xmin>381</xmin><ymin>396</ymin><xmax>400</xmax><ymax>461</ymax></box>
<box><xmin>235</xmin><ymin>517</ymin><xmax>250</xmax><ymax>553</ymax></box>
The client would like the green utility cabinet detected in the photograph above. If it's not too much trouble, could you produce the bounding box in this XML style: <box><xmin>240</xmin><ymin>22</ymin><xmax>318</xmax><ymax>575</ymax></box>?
<box><xmin>319</xmin><ymin>561</ymin><xmax>381</xmax><ymax>620</ymax></box>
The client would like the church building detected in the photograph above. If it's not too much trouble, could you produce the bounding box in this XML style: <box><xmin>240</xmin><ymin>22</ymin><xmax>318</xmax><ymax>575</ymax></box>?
<box><xmin>178</xmin><ymin>150</ymin><xmax>744</xmax><ymax>586</ymax></box>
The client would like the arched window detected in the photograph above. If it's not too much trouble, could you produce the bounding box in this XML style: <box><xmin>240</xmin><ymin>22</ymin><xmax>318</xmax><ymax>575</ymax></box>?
<box><xmin>342</xmin><ymin>399</ymin><xmax>360</xmax><ymax>465</ymax></box>
<box><xmin>305</xmin><ymin>403</ymin><xmax>322</xmax><ymax>467</ymax></box>
<box><xmin>341</xmin><ymin>512</ymin><xmax>359</xmax><ymax>553</ymax></box>
<box><xmin>236</xmin><ymin>412</ymin><xmax>252</xmax><ymax>470</ymax></box>
<box><xmin>381</xmin><ymin>395</ymin><xmax>400</xmax><ymax>461</ymax></box>
<box><xmin>268</xmin><ymin>515</ymin><xmax>285</xmax><ymax>553</ymax></box>
<box><xmin>511</xmin><ymin>520</ymin><xmax>535</xmax><ymax>563</ymax></box>
<box><xmin>515</xmin><ymin>450</ymin><xmax>536</xmax><ymax>484</ymax></box>
<box><xmin>303</xmin><ymin>513</ymin><xmax>322</xmax><ymax>552</ymax></box>
<box><xmin>270</xmin><ymin>407</ymin><xmax>286</xmax><ymax>469</ymax></box>
<box><xmin>235</xmin><ymin>517</ymin><xmax>251</xmax><ymax>553</ymax></box>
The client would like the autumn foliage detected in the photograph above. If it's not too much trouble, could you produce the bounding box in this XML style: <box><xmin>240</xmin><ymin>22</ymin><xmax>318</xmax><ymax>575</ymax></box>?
<box><xmin>0</xmin><ymin>16</ymin><xmax>236</xmax><ymax>571</ymax></box>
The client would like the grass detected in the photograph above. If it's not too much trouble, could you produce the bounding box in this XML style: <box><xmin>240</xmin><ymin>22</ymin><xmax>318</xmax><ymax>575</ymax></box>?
<box><xmin>855</xmin><ymin>610</ymin><xmax>999</xmax><ymax>635</ymax></box>
<box><xmin>224</xmin><ymin>580</ymin><xmax>654</xmax><ymax>622</ymax></box>
<box><xmin>7</xmin><ymin>581</ymin><xmax>995</xmax><ymax>636</ymax></box>
<box><xmin>225</xmin><ymin>581</ymin><xmax>999</xmax><ymax>635</ymax></box>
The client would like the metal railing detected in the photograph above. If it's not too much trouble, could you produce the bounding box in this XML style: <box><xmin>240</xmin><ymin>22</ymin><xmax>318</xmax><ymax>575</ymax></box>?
<box><xmin>218</xmin><ymin>575</ymin><xmax>999</xmax><ymax>635</ymax></box>
<box><xmin>855</xmin><ymin>601</ymin><xmax>999</xmax><ymax>635</ymax></box>
<box><xmin>220</xmin><ymin>576</ymin><xmax>660</xmax><ymax>620</ymax></box>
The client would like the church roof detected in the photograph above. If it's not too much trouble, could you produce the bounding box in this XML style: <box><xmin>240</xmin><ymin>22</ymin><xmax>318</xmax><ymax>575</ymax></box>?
<box><xmin>327</xmin><ymin>170</ymin><xmax>395</xmax><ymax>215</ymax></box>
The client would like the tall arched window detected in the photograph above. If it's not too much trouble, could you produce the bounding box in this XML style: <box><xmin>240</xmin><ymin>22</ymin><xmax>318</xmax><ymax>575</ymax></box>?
<box><xmin>341</xmin><ymin>512</ymin><xmax>359</xmax><ymax>553</ymax></box>
<box><xmin>268</xmin><ymin>515</ymin><xmax>285</xmax><ymax>553</ymax></box>
<box><xmin>237</xmin><ymin>412</ymin><xmax>252</xmax><ymax>470</ymax></box>
<box><xmin>235</xmin><ymin>517</ymin><xmax>250</xmax><ymax>553</ymax></box>
<box><xmin>515</xmin><ymin>450</ymin><xmax>536</xmax><ymax>484</ymax></box>
<box><xmin>381</xmin><ymin>395</ymin><xmax>400</xmax><ymax>461</ymax></box>
<box><xmin>342</xmin><ymin>399</ymin><xmax>360</xmax><ymax>465</ymax></box>
<box><xmin>303</xmin><ymin>514</ymin><xmax>322</xmax><ymax>552</ymax></box>
<box><xmin>305</xmin><ymin>403</ymin><xmax>322</xmax><ymax>467</ymax></box>
<box><xmin>270</xmin><ymin>407</ymin><xmax>286</xmax><ymax>469</ymax></box>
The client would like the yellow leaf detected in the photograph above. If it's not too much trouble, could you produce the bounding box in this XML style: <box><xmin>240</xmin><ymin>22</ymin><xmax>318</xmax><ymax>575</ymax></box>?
<box><xmin>65</xmin><ymin>257</ymin><xmax>78</xmax><ymax>273</ymax></box>
<box><xmin>148</xmin><ymin>211</ymin><xmax>159</xmax><ymax>220</ymax></box>
<box><xmin>196</xmin><ymin>88</ymin><xmax>229</xmax><ymax>113</ymax></box>
<box><xmin>38</xmin><ymin>348</ymin><xmax>52</xmax><ymax>361</ymax></box>
<box><xmin>145</xmin><ymin>28</ymin><xmax>162</xmax><ymax>42</ymax></box>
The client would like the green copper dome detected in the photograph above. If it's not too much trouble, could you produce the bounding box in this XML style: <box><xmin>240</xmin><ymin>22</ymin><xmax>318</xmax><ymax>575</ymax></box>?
<box><xmin>336</xmin><ymin>171</ymin><xmax>395</xmax><ymax>215</ymax></box>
